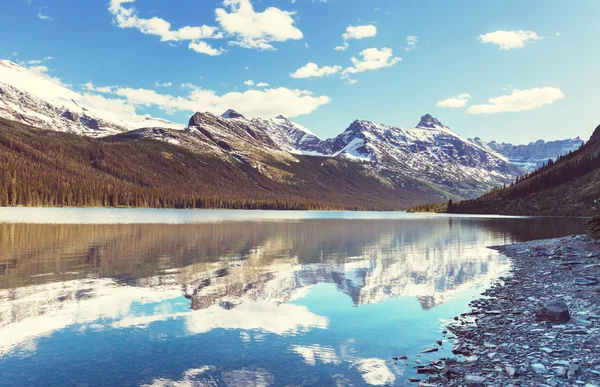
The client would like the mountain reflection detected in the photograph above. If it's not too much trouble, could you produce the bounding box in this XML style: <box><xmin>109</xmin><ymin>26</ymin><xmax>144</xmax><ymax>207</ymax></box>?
<box><xmin>0</xmin><ymin>217</ymin><xmax>584</xmax><ymax>364</ymax></box>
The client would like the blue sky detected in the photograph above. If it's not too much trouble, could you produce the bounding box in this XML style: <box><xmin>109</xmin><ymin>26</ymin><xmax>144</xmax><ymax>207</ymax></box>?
<box><xmin>1</xmin><ymin>0</ymin><xmax>598</xmax><ymax>143</ymax></box>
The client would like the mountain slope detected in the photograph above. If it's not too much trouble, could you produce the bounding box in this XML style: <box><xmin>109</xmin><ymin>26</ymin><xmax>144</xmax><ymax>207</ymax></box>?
<box><xmin>0</xmin><ymin>117</ymin><xmax>458</xmax><ymax>210</ymax></box>
<box><xmin>448</xmin><ymin>125</ymin><xmax>600</xmax><ymax>216</ymax></box>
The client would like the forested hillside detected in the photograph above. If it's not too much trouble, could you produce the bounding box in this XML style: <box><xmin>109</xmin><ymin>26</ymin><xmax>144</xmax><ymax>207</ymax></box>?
<box><xmin>0</xmin><ymin>118</ymin><xmax>445</xmax><ymax>210</ymax></box>
<box><xmin>447</xmin><ymin>125</ymin><xmax>600</xmax><ymax>216</ymax></box>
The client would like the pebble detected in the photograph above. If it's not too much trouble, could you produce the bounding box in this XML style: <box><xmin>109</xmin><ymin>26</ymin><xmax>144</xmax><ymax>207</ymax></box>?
<box><xmin>420</xmin><ymin>235</ymin><xmax>600</xmax><ymax>387</ymax></box>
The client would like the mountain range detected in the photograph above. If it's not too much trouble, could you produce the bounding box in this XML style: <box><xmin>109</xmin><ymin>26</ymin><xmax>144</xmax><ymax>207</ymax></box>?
<box><xmin>0</xmin><ymin>59</ymin><xmax>584</xmax><ymax>209</ymax></box>
<box><xmin>471</xmin><ymin>136</ymin><xmax>584</xmax><ymax>172</ymax></box>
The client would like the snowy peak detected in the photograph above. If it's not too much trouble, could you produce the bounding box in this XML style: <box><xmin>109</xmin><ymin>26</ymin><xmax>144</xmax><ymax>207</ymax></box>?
<box><xmin>221</xmin><ymin>109</ymin><xmax>245</xmax><ymax>119</ymax></box>
<box><xmin>417</xmin><ymin>114</ymin><xmax>445</xmax><ymax>129</ymax></box>
<box><xmin>188</xmin><ymin>112</ymin><xmax>208</xmax><ymax>127</ymax></box>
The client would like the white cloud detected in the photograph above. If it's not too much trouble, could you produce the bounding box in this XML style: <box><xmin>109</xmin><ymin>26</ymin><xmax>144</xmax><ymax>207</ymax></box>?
<box><xmin>342</xmin><ymin>47</ymin><xmax>401</xmax><ymax>77</ymax></box>
<box><xmin>256</xmin><ymin>82</ymin><xmax>270</xmax><ymax>87</ymax></box>
<box><xmin>216</xmin><ymin>0</ymin><xmax>303</xmax><ymax>50</ymax></box>
<box><xmin>82</xmin><ymin>82</ymin><xmax>115</xmax><ymax>93</ymax></box>
<box><xmin>467</xmin><ymin>87</ymin><xmax>564</xmax><ymax>114</ymax></box>
<box><xmin>290</xmin><ymin>63</ymin><xmax>341</xmax><ymax>79</ymax></box>
<box><xmin>436</xmin><ymin>93</ymin><xmax>471</xmax><ymax>108</ymax></box>
<box><xmin>154</xmin><ymin>81</ymin><xmax>172</xmax><ymax>88</ymax></box>
<box><xmin>108</xmin><ymin>0</ymin><xmax>223</xmax><ymax>55</ymax></box>
<box><xmin>87</xmin><ymin>82</ymin><xmax>330</xmax><ymax>119</ymax></box>
<box><xmin>244</xmin><ymin>80</ymin><xmax>255</xmax><ymax>86</ymax></box>
<box><xmin>342</xmin><ymin>25</ymin><xmax>377</xmax><ymax>40</ymax></box>
<box><xmin>478</xmin><ymin>30</ymin><xmax>543</xmax><ymax>50</ymax></box>
<box><xmin>334</xmin><ymin>42</ymin><xmax>349</xmax><ymax>51</ymax></box>
<box><xmin>188</xmin><ymin>41</ymin><xmax>225</xmax><ymax>56</ymax></box>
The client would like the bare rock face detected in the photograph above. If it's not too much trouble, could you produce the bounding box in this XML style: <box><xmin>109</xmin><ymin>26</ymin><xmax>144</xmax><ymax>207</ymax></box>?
<box><xmin>417</xmin><ymin>114</ymin><xmax>445</xmax><ymax>129</ymax></box>
<box><xmin>534</xmin><ymin>300</ymin><xmax>570</xmax><ymax>323</ymax></box>
<box><xmin>590</xmin><ymin>124</ymin><xmax>600</xmax><ymax>142</ymax></box>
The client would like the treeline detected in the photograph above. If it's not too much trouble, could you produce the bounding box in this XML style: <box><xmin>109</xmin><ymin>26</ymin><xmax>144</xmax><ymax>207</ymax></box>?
<box><xmin>407</xmin><ymin>201</ymin><xmax>449</xmax><ymax>213</ymax></box>
<box><xmin>0</xmin><ymin>118</ymin><xmax>425</xmax><ymax>211</ymax></box>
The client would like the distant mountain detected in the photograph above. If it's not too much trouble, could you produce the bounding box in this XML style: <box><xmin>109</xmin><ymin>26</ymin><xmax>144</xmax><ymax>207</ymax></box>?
<box><xmin>471</xmin><ymin>136</ymin><xmax>584</xmax><ymax>172</ymax></box>
<box><xmin>449</xmin><ymin>125</ymin><xmax>600</xmax><ymax>216</ymax></box>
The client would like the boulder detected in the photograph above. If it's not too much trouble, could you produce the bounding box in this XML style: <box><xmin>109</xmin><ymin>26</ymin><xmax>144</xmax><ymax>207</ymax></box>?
<box><xmin>534</xmin><ymin>300</ymin><xmax>570</xmax><ymax>323</ymax></box>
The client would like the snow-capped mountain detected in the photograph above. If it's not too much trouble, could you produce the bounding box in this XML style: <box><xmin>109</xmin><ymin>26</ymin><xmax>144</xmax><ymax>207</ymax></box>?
<box><xmin>471</xmin><ymin>136</ymin><xmax>584</xmax><ymax>172</ymax></box>
<box><xmin>0</xmin><ymin>60</ymin><xmax>182</xmax><ymax>136</ymax></box>
<box><xmin>280</xmin><ymin>114</ymin><xmax>523</xmax><ymax>198</ymax></box>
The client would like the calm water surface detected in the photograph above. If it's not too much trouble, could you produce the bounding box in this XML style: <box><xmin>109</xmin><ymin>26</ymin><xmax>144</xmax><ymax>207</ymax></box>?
<box><xmin>0</xmin><ymin>209</ymin><xmax>585</xmax><ymax>386</ymax></box>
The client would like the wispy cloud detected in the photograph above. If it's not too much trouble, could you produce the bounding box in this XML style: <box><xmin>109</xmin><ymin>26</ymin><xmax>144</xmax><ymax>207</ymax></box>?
<box><xmin>436</xmin><ymin>93</ymin><xmax>471</xmax><ymax>108</ymax></box>
<box><xmin>403</xmin><ymin>36</ymin><xmax>418</xmax><ymax>52</ymax></box>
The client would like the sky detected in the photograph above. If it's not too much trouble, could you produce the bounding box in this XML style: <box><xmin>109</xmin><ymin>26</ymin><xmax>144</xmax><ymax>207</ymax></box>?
<box><xmin>1</xmin><ymin>0</ymin><xmax>599</xmax><ymax>143</ymax></box>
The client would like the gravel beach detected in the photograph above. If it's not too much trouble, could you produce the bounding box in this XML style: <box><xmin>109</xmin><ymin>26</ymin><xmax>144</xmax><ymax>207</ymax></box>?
<box><xmin>418</xmin><ymin>234</ymin><xmax>600</xmax><ymax>387</ymax></box>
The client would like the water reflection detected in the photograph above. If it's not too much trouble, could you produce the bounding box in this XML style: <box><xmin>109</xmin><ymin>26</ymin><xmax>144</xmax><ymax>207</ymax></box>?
<box><xmin>0</xmin><ymin>214</ymin><xmax>584</xmax><ymax>386</ymax></box>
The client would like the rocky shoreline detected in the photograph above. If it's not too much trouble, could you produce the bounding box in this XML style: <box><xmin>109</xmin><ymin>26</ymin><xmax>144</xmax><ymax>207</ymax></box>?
<box><xmin>418</xmin><ymin>234</ymin><xmax>600</xmax><ymax>387</ymax></box>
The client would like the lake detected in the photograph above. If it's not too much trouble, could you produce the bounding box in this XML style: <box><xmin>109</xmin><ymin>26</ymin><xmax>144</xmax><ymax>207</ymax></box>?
<box><xmin>0</xmin><ymin>209</ymin><xmax>585</xmax><ymax>386</ymax></box>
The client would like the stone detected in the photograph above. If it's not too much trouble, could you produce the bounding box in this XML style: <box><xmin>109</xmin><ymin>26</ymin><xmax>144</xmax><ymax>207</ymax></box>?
<box><xmin>464</xmin><ymin>374</ymin><xmax>485</xmax><ymax>386</ymax></box>
<box><xmin>505</xmin><ymin>365</ymin><xmax>516</xmax><ymax>377</ymax></box>
<box><xmin>567</xmin><ymin>364</ymin><xmax>581</xmax><ymax>380</ymax></box>
<box><xmin>532</xmin><ymin>363</ymin><xmax>547</xmax><ymax>374</ymax></box>
<box><xmin>534</xmin><ymin>301</ymin><xmax>570</xmax><ymax>323</ymax></box>
<box><xmin>563</xmin><ymin>329</ymin><xmax>587</xmax><ymax>334</ymax></box>
<box><xmin>416</xmin><ymin>365</ymin><xmax>441</xmax><ymax>374</ymax></box>
<box><xmin>421</xmin><ymin>348</ymin><xmax>439</xmax><ymax>353</ymax></box>
<box><xmin>553</xmin><ymin>366</ymin><xmax>568</xmax><ymax>377</ymax></box>
<box><xmin>573</xmin><ymin>277</ymin><xmax>599</xmax><ymax>286</ymax></box>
